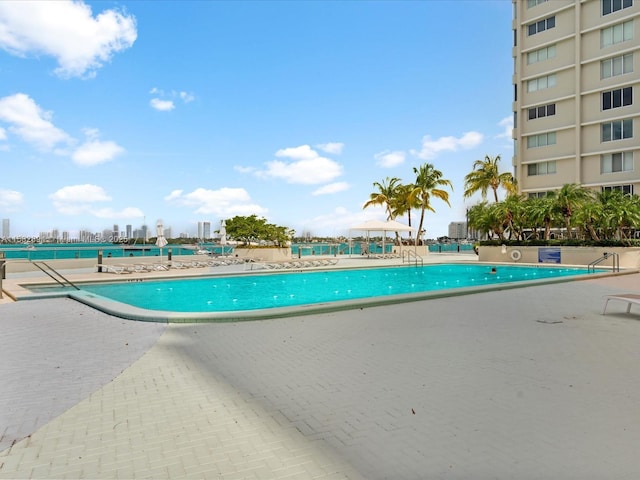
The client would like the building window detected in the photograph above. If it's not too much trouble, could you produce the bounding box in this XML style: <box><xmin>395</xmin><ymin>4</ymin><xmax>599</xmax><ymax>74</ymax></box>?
<box><xmin>528</xmin><ymin>0</ymin><xmax>548</xmax><ymax>7</ymax></box>
<box><xmin>602</xmin><ymin>184</ymin><xmax>634</xmax><ymax>195</ymax></box>
<box><xmin>528</xmin><ymin>103</ymin><xmax>556</xmax><ymax>120</ymax></box>
<box><xmin>528</xmin><ymin>45</ymin><xmax>556</xmax><ymax>64</ymax></box>
<box><xmin>527</xmin><ymin>161</ymin><xmax>557</xmax><ymax>176</ymax></box>
<box><xmin>602</xmin><ymin>119</ymin><xmax>633</xmax><ymax>141</ymax></box>
<box><xmin>527</xmin><ymin>74</ymin><xmax>556</xmax><ymax>92</ymax></box>
<box><xmin>602</xmin><ymin>0</ymin><xmax>633</xmax><ymax>16</ymax></box>
<box><xmin>601</xmin><ymin>152</ymin><xmax>633</xmax><ymax>173</ymax></box>
<box><xmin>527</xmin><ymin>132</ymin><xmax>556</xmax><ymax>148</ymax></box>
<box><xmin>601</xmin><ymin>20</ymin><xmax>633</xmax><ymax>48</ymax></box>
<box><xmin>528</xmin><ymin>16</ymin><xmax>555</xmax><ymax>36</ymax></box>
<box><xmin>601</xmin><ymin>53</ymin><xmax>633</xmax><ymax>79</ymax></box>
<box><xmin>602</xmin><ymin>87</ymin><xmax>633</xmax><ymax>110</ymax></box>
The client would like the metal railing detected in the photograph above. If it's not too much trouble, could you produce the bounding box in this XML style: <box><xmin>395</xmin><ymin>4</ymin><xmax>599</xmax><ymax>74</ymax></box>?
<box><xmin>30</xmin><ymin>261</ymin><xmax>80</xmax><ymax>290</ymax></box>
<box><xmin>588</xmin><ymin>252</ymin><xmax>620</xmax><ymax>273</ymax></box>
<box><xmin>402</xmin><ymin>250</ymin><xmax>423</xmax><ymax>266</ymax></box>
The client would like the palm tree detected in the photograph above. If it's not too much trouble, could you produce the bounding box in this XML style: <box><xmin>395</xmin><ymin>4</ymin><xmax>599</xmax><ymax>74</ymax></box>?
<box><xmin>390</xmin><ymin>183</ymin><xmax>419</xmax><ymax>242</ymax></box>
<box><xmin>524</xmin><ymin>194</ymin><xmax>558</xmax><ymax>240</ymax></box>
<box><xmin>464</xmin><ymin>154</ymin><xmax>516</xmax><ymax>203</ymax></box>
<box><xmin>500</xmin><ymin>194</ymin><xmax>528</xmax><ymax>240</ymax></box>
<box><xmin>411</xmin><ymin>163</ymin><xmax>453</xmax><ymax>244</ymax></box>
<box><xmin>599</xmin><ymin>189</ymin><xmax>640</xmax><ymax>240</ymax></box>
<box><xmin>363</xmin><ymin>177</ymin><xmax>401</xmax><ymax>220</ymax></box>
<box><xmin>554</xmin><ymin>184</ymin><xmax>594</xmax><ymax>239</ymax></box>
<box><xmin>467</xmin><ymin>201</ymin><xmax>504</xmax><ymax>240</ymax></box>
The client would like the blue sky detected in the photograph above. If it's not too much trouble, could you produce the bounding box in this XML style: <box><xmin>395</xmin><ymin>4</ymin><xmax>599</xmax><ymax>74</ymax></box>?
<box><xmin>0</xmin><ymin>0</ymin><xmax>514</xmax><ymax>240</ymax></box>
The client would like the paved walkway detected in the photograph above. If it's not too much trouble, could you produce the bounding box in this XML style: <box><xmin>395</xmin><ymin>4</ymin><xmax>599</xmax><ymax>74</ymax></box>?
<box><xmin>1</xmin><ymin>259</ymin><xmax>640</xmax><ymax>478</ymax></box>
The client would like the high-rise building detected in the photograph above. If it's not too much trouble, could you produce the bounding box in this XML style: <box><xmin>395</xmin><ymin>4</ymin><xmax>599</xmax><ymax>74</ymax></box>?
<box><xmin>203</xmin><ymin>221</ymin><xmax>211</xmax><ymax>239</ymax></box>
<box><xmin>448</xmin><ymin>221</ymin><xmax>467</xmax><ymax>240</ymax></box>
<box><xmin>1</xmin><ymin>219</ymin><xmax>8</xmax><ymax>239</ymax></box>
<box><xmin>126</xmin><ymin>224</ymin><xmax>132</xmax><ymax>240</ymax></box>
<box><xmin>512</xmin><ymin>0</ymin><xmax>639</xmax><ymax>197</ymax></box>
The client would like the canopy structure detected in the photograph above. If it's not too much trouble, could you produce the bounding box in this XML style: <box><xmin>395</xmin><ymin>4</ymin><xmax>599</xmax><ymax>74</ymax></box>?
<box><xmin>348</xmin><ymin>219</ymin><xmax>416</xmax><ymax>258</ymax></box>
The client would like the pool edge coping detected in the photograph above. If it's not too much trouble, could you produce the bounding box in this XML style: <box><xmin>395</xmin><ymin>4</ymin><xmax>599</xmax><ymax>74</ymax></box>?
<box><xmin>35</xmin><ymin>267</ymin><xmax>636</xmax><ymax>323</ymax></box>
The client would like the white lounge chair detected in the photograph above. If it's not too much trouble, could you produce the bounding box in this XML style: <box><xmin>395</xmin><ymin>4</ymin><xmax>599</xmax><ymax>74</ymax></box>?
<box><xmin>602</xmin><ymin>293</ymin><xmax>640</xmax><ymax>315</ymax></box>
<box><xmin>96</xmin><ymin>264</ymin><xmax>132</xmax><ymax>274</ymax></box>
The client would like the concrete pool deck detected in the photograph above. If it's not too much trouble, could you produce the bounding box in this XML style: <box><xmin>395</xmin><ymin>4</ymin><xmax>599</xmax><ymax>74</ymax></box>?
<box><xmin>1</xmin><ymin>253</ymin><xmax>640</xmax><ymax>478</ymax></box>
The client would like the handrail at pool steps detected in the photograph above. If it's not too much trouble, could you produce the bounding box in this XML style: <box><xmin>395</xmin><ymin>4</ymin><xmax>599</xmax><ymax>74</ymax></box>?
<box><xmin>402</xmin><ymin>250</ymin><xmax>423</xmax><ymax>266</ymax></box>
<box><xmin>30</xmin><ymin>260</ymin><xmax>81</xmax><ymax>290</ymax></box>
<box><xmin>588</xmin><ymin>252</ymin><xmax>619</xmax><ymax>272</ymax></box>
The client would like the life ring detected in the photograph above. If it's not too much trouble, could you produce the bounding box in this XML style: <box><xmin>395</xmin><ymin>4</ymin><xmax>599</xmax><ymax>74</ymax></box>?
<box><xmin>510</xmin><ymin>249</ymin><xmax>522</xmax><ymax>261</ymax></box>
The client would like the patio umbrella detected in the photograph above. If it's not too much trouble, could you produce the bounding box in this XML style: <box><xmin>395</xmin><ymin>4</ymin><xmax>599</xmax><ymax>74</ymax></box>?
<box><xmin>156</xmin><ymin>219</ymin><xmax>168</xmax><ymax>261</ymax></box>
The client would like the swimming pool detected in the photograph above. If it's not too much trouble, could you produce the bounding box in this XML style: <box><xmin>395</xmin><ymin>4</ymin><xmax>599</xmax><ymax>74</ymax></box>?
<box><xmin>42</xmin><ymin>263</ymin><xmax>603</xmax><ymax>322</ymax></box>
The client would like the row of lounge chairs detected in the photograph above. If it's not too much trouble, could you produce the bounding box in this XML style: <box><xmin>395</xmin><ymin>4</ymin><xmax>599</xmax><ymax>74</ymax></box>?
<box><xmin>249</xmin><ymin>258</ymin><xmax>340</xmax><ymax>270</ymax></box>
<box><xmin>96</xmin><ymin>263</ymin><xmax>171</xmax><ymax>274</ymax></box>
<box><xmin>96</xmin><ymin>256</ymin><xmax>250</xmax><ymax>274</ymax></box>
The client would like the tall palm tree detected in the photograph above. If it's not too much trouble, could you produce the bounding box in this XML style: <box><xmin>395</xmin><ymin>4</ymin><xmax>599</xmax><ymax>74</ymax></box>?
<box><xmin>390</xmin><ymin>183</ymin><xmax>419</xmax><ymax>242</ymax></box>
<box><xmin>411</xmin><ymin>163</ymin><xmax>453</xmax><ymax>244</ymax></box>
<box><xmin>464</xmin><ymin>154</ymin><xmax>516</xmax><ymax>203</ymax></box>
<box><xmin>554</xmin><ymin>184</ymin><xmax>594</xmax><ymax>239</ymax></box>
<box><xmin>363</xmin><ymin>177</ymin><xmax>401</xmax><ymax>220</ymax></box>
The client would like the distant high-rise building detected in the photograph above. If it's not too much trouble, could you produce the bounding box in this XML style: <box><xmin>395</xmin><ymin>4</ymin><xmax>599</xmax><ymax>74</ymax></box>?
<box><xmin>126</xmin><ymin>224</ymin><xmax>132</xmax><ymax>240</ymax></box>
<box><xmin>448</xmin><ymin>222</ymin><xmax>467</xmax><ymax>240</ymax></box>
<box><xmin>1</xmin><ymin>218</ymin><xmax>9</xmax><ymax>239</ymax></box>
<box><xmin>113</xmin><ymin>224</ymin><xmax>119</xmax><ymax>242</ymax></box>
<box><xmin>197</xmin><ymin>221</ymin><xmax>203</xmax><ymax>240</ymax></box>
<box><xmin>203</xmin><ymin>221</ymin><xmax>211</xmax><ymax>239</ymax></box>
<box><xmin>512</xmin><ymin>0</ymin><xmax>640</xmax><ymax>196</ymax></box>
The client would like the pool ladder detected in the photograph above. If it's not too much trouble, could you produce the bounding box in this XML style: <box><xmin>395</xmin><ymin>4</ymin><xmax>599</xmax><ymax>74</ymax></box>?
<box><xmin>30</xmin><ymin>260</ymin><xmax>80</xmax><ymax>290</ymax></box>
<box><xmin>402</xmin><ymin>250</ymin><xmax>423</xmax><ymax>266</ymax></box>
<box><xmin>588</xmin><ymin>252</ymin><xmax>620</xmax><ymax>273</ymax></box>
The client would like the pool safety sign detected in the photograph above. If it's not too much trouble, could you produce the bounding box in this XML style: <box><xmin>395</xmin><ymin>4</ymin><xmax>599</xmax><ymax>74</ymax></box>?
<box><xmin>538</xmin><ymin>247</ymin><xmax>561</xmax><ymax>264</ymax></box>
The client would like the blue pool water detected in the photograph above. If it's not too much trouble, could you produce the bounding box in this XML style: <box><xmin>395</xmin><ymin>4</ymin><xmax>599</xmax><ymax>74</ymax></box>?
<box><xmin>73</xmin><ymin>264</ymin><xmax>597</xmax><ymax>313</ymax></box>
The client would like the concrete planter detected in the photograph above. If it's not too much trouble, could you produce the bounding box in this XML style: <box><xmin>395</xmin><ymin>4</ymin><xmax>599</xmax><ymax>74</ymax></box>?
<box><xmin>233</xmin><ymin>247</ymin><xmax>291</xmax><ymax>262</ymax></box>
<box><xmin>478</xmin><ymin>245</ymin><xmax>640</xmax><ymax>269</ymax></box>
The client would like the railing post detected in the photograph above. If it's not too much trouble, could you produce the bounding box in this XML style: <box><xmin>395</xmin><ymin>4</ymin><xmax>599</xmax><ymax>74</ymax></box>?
<box><xmin>0</xmin><ymin>252</ymin><xmax>5</xmax><ymax>299</ymax></box>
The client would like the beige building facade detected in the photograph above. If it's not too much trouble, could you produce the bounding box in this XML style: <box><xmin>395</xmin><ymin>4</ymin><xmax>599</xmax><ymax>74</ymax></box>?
<box><xmin>512</xmin><ymin>0</ymin><xmax>640</xmax><ymax>197</ymax></box>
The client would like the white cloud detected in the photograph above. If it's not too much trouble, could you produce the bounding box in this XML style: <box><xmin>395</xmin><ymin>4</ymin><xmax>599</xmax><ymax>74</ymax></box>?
<box><xmin>166</xmin><ymin>187</ymin><xmax>267</xmax><ymax>216</ymax></box>
<box><xmin>250</xmin><ymin>144</ymin><xmax>343</xmax><ymax>185</ymax></box>
<box><xmin>72</xmin><ymin>139</ymin><xmax>124</xmax><ymax>166</ymax></box>
<box><xmin>49</xmin><ymin>184</ymin><xmax>141</xmax><ymax>218</ymax></box>
<box><xmin>0</xmin><ymin>127</ymin><xmax>6</xmax><ymax>140</ymax></box>
<box><xmin>374</xmin><ymin>150</ymin><xmax>405</xmax><ymax>168</ymax></box>
<box><xmin>275</xmin><ymin>145</ymin><xmax>318</xmax><ymax>161</ymax></box>
<box><xmin>0</xmin><ymin>0</ymin><xmax>137</xmax><ymax>78</ymax></box>
<box><xmin>50</xmin><ymin>184</ymin><xmax>111</xmax><ymax>203</ymax></box>
<box><xmin>0</xmin><ymin>93</ymin><xmax>72</xmax><ymax>150</ymax></box>
<box><xmin>0</xmin><ymin>189</ymin><xmax>24</xmax><ymax>211</ymax></box>
<box><xmin>316</xmin><ymin>142</ymin><xmax>344</xmax><ymax>155</ymax></box>
<box><xmin>179</xmin><ymin>91</ymin><xmax>195</xmax><ymax>103</ymax></box>
<box><xmin>233</xmin><ymin>165</ymin><xmax>256</xmax><ymax>174</ymax></box>
<box><xmin>150</xmin><ymin>98</ymin><xmax>175</xmax><ymax>111</ymax></box>
<box><xmin>410</xmin><ymin>131</ymin><xmax>483</xmax><ymax>160</ymax></box>
<box><xmin>496</xmin><ymin>116</ymin><xmax>513</xmax><ymax>139</ymax></box>
<box><xmin>149</xmin><ymin>89</ymin><xmax>194</xmax><ymax>111</ymax></box>
<box><xmin>312</xmin><ymin>182</ymin><xmax>350</xmax><ymax>196</ymax></box>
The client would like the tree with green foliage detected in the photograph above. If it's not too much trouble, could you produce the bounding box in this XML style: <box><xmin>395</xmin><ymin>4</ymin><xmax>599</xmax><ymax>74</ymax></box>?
<box><xmin>464</xmin><ymin>154</ymin><xmax>516</xmax><ymax>203</ymax></box>
<box><xmin>363</xmin><ymin>177</ymin><xmax>402</xmax><ymax>220</ymax></box>
<box><xmin>411</xmin><ymin>163</ymin><xmax>453</xmax><ymax>244</ymax></box>
<box><xmin>554</xmin><ymin>184</ymin><xmax>594</xmax><ymax>239</ymax></box>
<box><xmin>224</xmin><ymin>215</ymin><xmax>292</xmax><ymax>247</ymax></box>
